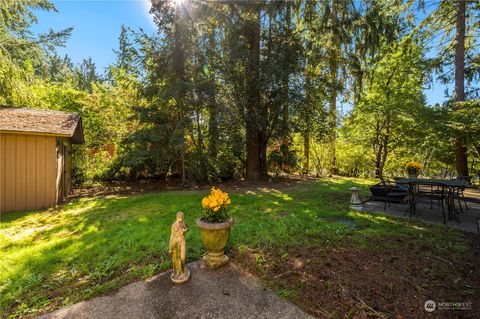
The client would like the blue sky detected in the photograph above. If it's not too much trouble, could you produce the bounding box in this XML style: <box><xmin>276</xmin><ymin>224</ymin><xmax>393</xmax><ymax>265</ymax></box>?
<box><xmin>31</xmin><ymin>1</ymin><xmax>156</xmax><ymax>72</ymax></box>
<box><xmin>31</xmin><ymin>0</ymin><xmax>450</xmax><ymax>106</ymax></box>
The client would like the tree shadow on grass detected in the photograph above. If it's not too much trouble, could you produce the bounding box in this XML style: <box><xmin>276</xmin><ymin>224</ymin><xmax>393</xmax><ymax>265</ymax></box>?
<box><xmin>1</xmin><ymin>192</ymin><xmax>207</xmax><ymax>317</ymax></box>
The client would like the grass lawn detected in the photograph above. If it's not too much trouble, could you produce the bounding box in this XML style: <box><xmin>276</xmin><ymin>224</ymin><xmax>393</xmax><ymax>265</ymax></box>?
<box><xmin>1</xmin><ymin>177</ymin><xmax>479</xmax><ymax>318</ymax></box>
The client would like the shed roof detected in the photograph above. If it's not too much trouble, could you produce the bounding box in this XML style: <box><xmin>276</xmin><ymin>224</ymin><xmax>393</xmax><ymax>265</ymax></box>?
<box><xmin>0</xmin><ymin>106</ymin><xmax>84</xmax><ymax>144</ymax></box>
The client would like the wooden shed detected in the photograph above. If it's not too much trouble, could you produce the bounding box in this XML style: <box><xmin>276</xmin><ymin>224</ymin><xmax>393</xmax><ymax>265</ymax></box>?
<box><xmin>0</xmin><ymin>107</ymin><xmax>84</xmax><ymax>213</ymax></box>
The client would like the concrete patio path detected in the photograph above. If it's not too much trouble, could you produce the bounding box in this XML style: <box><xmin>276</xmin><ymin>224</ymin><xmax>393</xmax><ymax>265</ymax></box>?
<box><xmin>38</xmin><ymin>261</ymin><xmax>314</xmax><ymax>319</ymax></box>
<box><xmin>363</xmin><ymin>200</ymin><xmax>480</xmax><ymax>233</ymax></box>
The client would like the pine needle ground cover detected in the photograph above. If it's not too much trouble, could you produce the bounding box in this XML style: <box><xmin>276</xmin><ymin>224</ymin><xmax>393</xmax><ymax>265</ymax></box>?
<box><xmin>1</xmin><ymin>178</ymin><xmax>478</xmax><ymax>318</ymax></box>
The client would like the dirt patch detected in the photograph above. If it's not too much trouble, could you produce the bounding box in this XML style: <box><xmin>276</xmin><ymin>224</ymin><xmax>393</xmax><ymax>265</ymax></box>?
<box><xmin>69</xmin><ymin>176</ymin><xmax>318</xmax><ymax>199</ymax></box>
<box><xmin>235</xmin><ymin>234</ymin><xmax>480</xmax><ymax>319</ymax></box>
<box><xmin>322</xmin><ymin>192</ymin><xmax>352</xmax><ymax>202</ymax></box>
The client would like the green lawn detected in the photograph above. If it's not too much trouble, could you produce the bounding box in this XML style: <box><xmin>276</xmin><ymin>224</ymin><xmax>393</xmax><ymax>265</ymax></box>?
<box><xmin>1</xmin><ymin>177</ymin><xmax>478</xmax><ymax>318</ymax></box>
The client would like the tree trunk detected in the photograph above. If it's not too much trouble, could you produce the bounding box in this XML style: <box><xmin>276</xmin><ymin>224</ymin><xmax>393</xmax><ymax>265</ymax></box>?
<box><xmin>454</xmin><ymin>0</ymin><xmax>468</xmax><ymax>177</ymax></box>
<box><xmin>328</xmin><ymin>0</ymin><xmax>338</xmax><ymax>176</ymax></box>
<box><xmin>373</xmin><ymin>119</ymin><xmax>383</xmax><ymax>177</ymax></box>
<box><xmin>208</xmin><ymin>101</ymin><xmax>218</xmax><ymax>159</ymax></box>
<box><xmin>374</xmin><ymin>142</ymin><xmax>383</xmax><ymax>177</ymax></box>
<box><xmin>303</xmin><ymin>131</ymin><xmax>310</xmax><ymax>175</ymax></box>
<box><xmin>258</xmin><ymin>132</ymin><xmax>268</xmax><ymax>176</ymax></box>
<box><xmin>245</xmin><ymin>6</ymin><xmax>262</xmax><ymax>180</ymax></box>
<box><xmin>281</xmin><ymin>3</ymin><xmax>292</xmax><ymax>171</ymax></box>
<box><xmin>328</xmin><ymin>79</ymin><xmax>338</xmax><ymax>176</ymax></box>
<box><xmin>181</xmin><ymin>144</ymin><xmax>186</xmax><ymax>185</ymax></box>
<box><xmin>208</xmin><ymin>29</ymin><xmax>218</xmax><ymax>160</ymax></box>
<box><xmin>379</xmin><ymin>135</ymin><xmax>389</xmax><ymax>177</ymax></box>
<box><xmin>174</xmin><ymin>4</ymin><xmax>187</xmax><ymax>184</ymax></box>
<box><xmin>196</xmin><ymin>111</ymin><xmax>208</xmax><ymax>181</ymax></box>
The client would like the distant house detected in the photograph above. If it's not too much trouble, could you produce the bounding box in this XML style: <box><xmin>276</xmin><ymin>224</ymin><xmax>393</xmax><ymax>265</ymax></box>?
<box><xmin>0</xmin><ymin>107</ymin><xmax>84</xmax><ymax>213</ymax></box>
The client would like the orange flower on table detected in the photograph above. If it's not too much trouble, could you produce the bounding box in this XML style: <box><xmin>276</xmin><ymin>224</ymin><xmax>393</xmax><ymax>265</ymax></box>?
<box><xmin>406</xmin><ymin>161</ymin><xmax>423</xmax><ymax>174</ymax></box>
<box><xmin>406</xmin><ymin>162</ymin><xmax>423</xmax><ymax>170</ymax></box>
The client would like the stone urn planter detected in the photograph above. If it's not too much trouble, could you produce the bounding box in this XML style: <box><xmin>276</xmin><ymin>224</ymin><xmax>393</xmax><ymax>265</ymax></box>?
<box><xmin>408</xmin><ymin>173</ymin><xmax>418</xmax><ymax>179</ymax></box>
<box><xmin>196</xmin><ymin>217</ymin><xmax>234</xmax><ymax>268</ymax></box>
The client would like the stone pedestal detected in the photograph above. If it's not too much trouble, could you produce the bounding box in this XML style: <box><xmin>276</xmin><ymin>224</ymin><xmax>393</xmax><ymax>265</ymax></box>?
<box><xmin>171</xmin><ymin>266</ymin><xmax>190</xmax><ymax>284</ymax></box>
<box><xmin>197</xmin><ymin>218</ymin><xmax>234</xmax><ymax>269</ymax></box>
<box><xmin>202</xmin><ymin>252</ymin><xmax>230</xmax><ymax>269</ymax></box>
<box><xmin>349</xmin><ymin>187</ymin><xmax>363</xmax><ymax>212</ymax></box>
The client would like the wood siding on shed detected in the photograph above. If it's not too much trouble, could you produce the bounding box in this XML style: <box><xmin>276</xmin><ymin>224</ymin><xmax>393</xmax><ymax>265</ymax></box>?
<box><xmin>0</xmin><ymin>133</ymin><xmax>57</xmax><ymax>213</ymax></box>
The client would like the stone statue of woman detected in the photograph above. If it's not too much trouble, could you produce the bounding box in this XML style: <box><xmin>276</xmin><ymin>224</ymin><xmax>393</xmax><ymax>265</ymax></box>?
<box><xmin>169</xmin><ymin>211</ymin><xmax>190</xmax><ymax>284</ymax></box>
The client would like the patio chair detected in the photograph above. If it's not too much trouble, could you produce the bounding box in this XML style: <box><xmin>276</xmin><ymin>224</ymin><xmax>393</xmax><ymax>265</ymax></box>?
<box><xmin>378</xmin><ymin>176</ymin><xmax>408</xmax><ymax>211</ymax></box>
<box><xmin>453</xmin><ymin>176</ymin><xmax>471</xmax><ymax>213</ymax></box>
<box><xmin>417</xmin><ymin>184</ymin><xmax>445</xmax><ymax>210</ymax></box>
<box><xmin>413</xmin><ymin>183</ymin><xmax>446</xmax><ymax>224</ymax></box>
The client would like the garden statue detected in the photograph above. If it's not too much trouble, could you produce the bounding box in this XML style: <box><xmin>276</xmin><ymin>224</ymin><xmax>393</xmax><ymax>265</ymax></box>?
<box><xmin>169</xmin><ymin>211</ymin><xmax>190</xmax><ymax>284</ymax></box>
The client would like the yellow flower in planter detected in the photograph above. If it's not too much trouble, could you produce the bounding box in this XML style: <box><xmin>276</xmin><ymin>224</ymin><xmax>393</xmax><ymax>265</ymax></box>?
<box><xmin>406</xmin><ymin>161</ymin><xmax>423</xmax><ymax>175</ymax></box>
<box><xmin>197</xmin><ymin>187</ymin><xmax>235</xmax><ymax>268</ymax></box>
<box><xmin>201</xmin><ymin>197</ymin><xmax>210</xmax><ymax>209</ymax></box>
<box><xmin>201</xmin><ymin>187</ymin><xmax>231</xmax><ymax>222</ymax></box>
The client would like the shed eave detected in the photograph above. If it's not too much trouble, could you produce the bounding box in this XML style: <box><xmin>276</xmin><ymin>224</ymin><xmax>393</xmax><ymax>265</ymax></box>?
<box><xmin>0</xmin><ymin>130</ymin><xmax>71</xmax><ymax>138</ymax></box>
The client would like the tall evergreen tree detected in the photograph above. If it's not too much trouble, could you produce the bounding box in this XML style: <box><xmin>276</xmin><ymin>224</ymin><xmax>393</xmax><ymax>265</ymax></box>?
<box><xmin>412</xmin><ymin>0</ymin><xmax>480</xmax><ymax>177</ymax></box>
<box><xmin>74</xmin><ymin>57</ymin><xmax>99</xmax><ymax>92</ymax></box>
<box><xmin>0</xmin><ymin>0</ymin><xmax>71</xmax><ymax>105</ymax></box>
<box><xmin>454</xmin><ymin>0</ymin><xmax>468</xmax><ymax>177</ymax></box>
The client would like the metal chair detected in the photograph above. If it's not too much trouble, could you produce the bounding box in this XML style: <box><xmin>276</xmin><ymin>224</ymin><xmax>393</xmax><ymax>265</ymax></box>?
<box><xmin>413</xmin><ymin>183</ymin><xmax>446</xmax><ymax>224</ymax></box>
<box><xmin>378</xmin><ymin>176</ymin><xmax>408</xmax><ymax>211</ymax></box>
<box><xmin>454</xmin><ymin>176</ymin><xmax>471</xmax><ymax>213</ymax></box>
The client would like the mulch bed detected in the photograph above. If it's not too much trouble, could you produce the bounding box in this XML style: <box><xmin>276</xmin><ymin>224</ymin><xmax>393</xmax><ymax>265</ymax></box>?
<box><xmin>69</xmin><ymin>175</ymin><xmax>317</xmax><ymax>199</ymax></box>
<box><xmin>235</xmin><ymin>235</ymin><xmax>480</xmax><ymax>319</ymax></box>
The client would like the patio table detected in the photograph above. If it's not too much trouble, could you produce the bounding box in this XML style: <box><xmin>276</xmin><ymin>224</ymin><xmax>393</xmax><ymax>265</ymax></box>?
<box><xmin>396</xmin><ymin>178</ymin><xmax>469</xmax><ymax>224</ymax></box>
